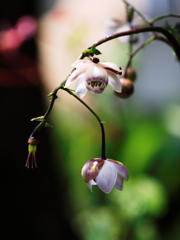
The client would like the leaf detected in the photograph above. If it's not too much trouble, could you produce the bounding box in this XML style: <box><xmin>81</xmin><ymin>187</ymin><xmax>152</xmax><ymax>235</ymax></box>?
<box><xmin>81</xmin><ymin>46</ymin><xmax>102</xmax><ymax>58</ymax></box>
<box><xmin>30</xmin><ymin>116</ymin><xmax>44</xmax><ymax>122</ymax></box>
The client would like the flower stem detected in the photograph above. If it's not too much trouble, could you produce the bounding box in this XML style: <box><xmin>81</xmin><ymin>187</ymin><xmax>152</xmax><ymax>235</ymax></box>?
<box><xmin>89</xmin><ymin>26</ymin><xmax>180</xmax><ymax>61</ymax></box>
<box><xmin>122</xmin><ymin>0</ymin><xmax>150</xmax><ymax>25</ymax></box>
<box><xmin>60</xmin><ymin>87</ymin><xmax>106</xmax><ymax>160</ymax></box>
<box><xmin>150</xmin><ymin>14</ymin><xmax>180</xmax><ymax>25</ymax></box>
<box><xmin>30</xmin><ymin>80</ymin><xmax>66</xmax><ymax>138</ymax></box>
<box><xmin>124</xmin><ymin>35</ymin><xmax>172</xmax><ymax>76</ymax></box>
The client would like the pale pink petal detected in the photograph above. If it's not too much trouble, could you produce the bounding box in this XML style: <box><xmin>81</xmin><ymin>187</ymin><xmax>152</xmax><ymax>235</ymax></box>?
<box><xmin>75</xmin><ymin>77</ymin><xmax>88</xmax><ymax>98</ymax></box>
<box><xmin>81</xmin><ymin>158</ymin><xmax>104</xmax><ymax>182</ymax></box>
<box><xmin>65</xmin><ymin>60</ymin><xmax>92</xmax><ymax>88</ymax></box>
<box><xmin>72</xmin><ymin>59</ymin><xmax>91</xmax><ymax>68</ymax></box>
<box><xmin>95</xmin><ymin>160</ymin><xmax>117</xmax><ymax>193</ymax></box>
<box><xmin>107</xmin><ymin>159</ymin><xmax>128</xmax><ymax>180</ymax></box>
<box><xmin>115</xmin><ymin>174</ymin><xmax>123</xmax><ymax>190</ymax></box>
<box><xmin>99</xmin><ymin>62</ymin><xmax>121</xmax><ymax>74</ymax></box>
<box><xmin>87</xmin><ymin>64</ymin><xmax>107</xmax><ymax>79</ymax></box>
<box><xmin>108</xmin><ymin>72</ymin><xmax>121</xmax><ymax>93</ymax></box>
<box><xmin>65</xmin><ymin>69</ymin><xmax>82</xmax><ymax>87</ymax></box>
<box><xmin>87</xmin><ymin>179</ymin><xmax>97</xmax><ymax>192</ymax></box>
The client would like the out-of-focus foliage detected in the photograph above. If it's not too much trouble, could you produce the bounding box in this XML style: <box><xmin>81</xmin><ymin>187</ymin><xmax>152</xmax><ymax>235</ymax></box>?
<box><xmin>51</xmin><ymin>42</ymin><xmax>180</xmax><ymax>239</ymax></box>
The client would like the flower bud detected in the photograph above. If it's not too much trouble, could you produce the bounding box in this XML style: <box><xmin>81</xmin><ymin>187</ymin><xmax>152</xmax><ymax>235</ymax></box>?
<box><xmin>115</xmin><ymin>78</ymin><xmax>134</xmax><ymax>98</ymax></box>
<box><xmin>25</xmin><ymin>137</ymin><xmax>38</xmax><ymax>168</ymax></box>
<box><xmin>125</xmin><ymin>67</ymin><xmax>137</xmax><ymax>81</ymax></box>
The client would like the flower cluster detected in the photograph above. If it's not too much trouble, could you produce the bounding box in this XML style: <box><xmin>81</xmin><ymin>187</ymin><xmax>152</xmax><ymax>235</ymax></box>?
<box><xmin>81</xmin><ymin>158</ymin><xmax>128</xmax><ymax>193</ymax></box>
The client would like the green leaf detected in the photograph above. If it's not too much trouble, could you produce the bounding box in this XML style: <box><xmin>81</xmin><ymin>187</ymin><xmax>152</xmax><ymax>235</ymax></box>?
<box><xmin>81</xmin><ymin>46</ymin><xmax>102</xmax><ymax>58</ymax></box>
<box><xmin>30</xmin><ymin>116</ymin><xmax>44</xmax><ymax>122</ymax></box>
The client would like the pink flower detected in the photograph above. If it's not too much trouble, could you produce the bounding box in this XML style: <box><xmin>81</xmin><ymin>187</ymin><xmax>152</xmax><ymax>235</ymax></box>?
<box><xmin>65</xmin><ymin>59</ymin><xmax>122</xmax><ymax>98</ymax></box>
<box><xmin>81</xmin><ymin>158</ymin><xmax>128</xmax><ymax>193</ymax></box>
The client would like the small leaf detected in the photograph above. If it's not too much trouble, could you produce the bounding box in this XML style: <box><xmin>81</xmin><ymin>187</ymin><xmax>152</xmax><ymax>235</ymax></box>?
<box><xmin>81</xmin><ymin>46</ymin><xmax>101</xmax><ymax>58</ymax></box>
<box><xmin>91</xmin><ymin>46</ymin><xmax>102</xmax><ymax>55</ymax></box>
<box><xmin>31</xmin><ymin>116</ymin><xmax>44</xmax><ymax>122</ymax></box>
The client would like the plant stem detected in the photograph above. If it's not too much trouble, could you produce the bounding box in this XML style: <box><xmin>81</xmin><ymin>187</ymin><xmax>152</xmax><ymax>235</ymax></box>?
<box><xmin>60</xmin><ymin>87</ymin><xmax>106</xmax><ymax>160</ymax></box>
<box><xmin>122</xmin><ymin>0</ymin><xmax>150</xmax><ymax>25</ymax></box>
<box><xmin>30</xmin><ymin>80</ymin><xmax>66</xmax><ymax>138</ymax></box>
<box><xmin>124</xmin><ymin>35</ymin><xmax>171</xmax><ymax>76</ymax></box>
<box><xmin>89</xmin><ymin>26</ymin><xmax>180</xmax><ymax>61</ymax></box>
<box><xmin>124</xmin><ymin>36</ymin><xmax>155</xmax><ymax>76</ymax></box>
<box><xmin>150</xmin><ymin>14</ymin><xmax>180</xmax><ymax>25</ymax></box>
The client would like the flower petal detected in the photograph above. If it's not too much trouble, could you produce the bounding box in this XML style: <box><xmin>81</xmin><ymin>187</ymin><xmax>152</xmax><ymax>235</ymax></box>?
<box><xmin>115</xmin><ymin>174</ymin><xmax>124</xmax><ymax>190</ymax></box>
<box><xmin>81</xmin><ymin>158</ymin><xmax>104</xmax><ymax>182</ymax></box>
<box><xmin>72</xmin><ymin>59</ymin><xmax>90</xmax><ymax>68</ymax></box>
<box><xmin>87</xmin><ymin>179</ymin><xmax>97</xmax><ymax>192</ymax></box>
<box><xmin>65</xmin><ymin>69</ymin><xmax>82</xmax><ymax>87</ymax></box>
<box><xmin>108</xmin><ymin>72</ymin><xmax>121</xmax><ymax>93</ymax></box>
<box><xmin>95</xmin><ymin>160</ymin><xmax>117</xmax><ymax>193</ymax></box>
<box><xmin>87</xmin><ymin>64</ymin><xmax>107</xmax><ymax>79</ymax></box>
<box><xmin>75</xmin><ymin>76</ymin><xmax>88</xmax><ymax>98</ymax></box>
<box><xmin>107</xmin><ymin>159</ymin><xmax>128</xmax><ymax>180</ymax></box>
<box><xmin>65</xmin><ymin>60</ymin><xmax>92</xmax><ymax>88</ymax></box>
<box><xmin>99</xmin><ymin>62</ymin><xmax>121</xmax><ymax>74</ymax></box>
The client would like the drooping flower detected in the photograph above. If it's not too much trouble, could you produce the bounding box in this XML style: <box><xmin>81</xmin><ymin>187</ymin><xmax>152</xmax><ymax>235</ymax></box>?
<box><xmin>25</xmin><ymin>137</ymin><xmax>38</xmax><ymax>168</ymax></box>
<box><xmin>81</xmin><ymin>158</ymin><xmax>128</xmax><ymax>193</ymax></box>
<box><xmin>65</xmin><ymin>58</ymin><xmax>122</xmax><ymax>98</ymax></box>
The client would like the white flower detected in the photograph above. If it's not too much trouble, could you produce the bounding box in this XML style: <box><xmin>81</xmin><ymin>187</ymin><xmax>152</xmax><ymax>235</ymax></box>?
<box><xmin>81</xmin><ymin>158</ymin><xmax>128</xmax><ymax>193</ymax></box>
<box><xmin>65</xmin><ymin>59</ymin><xmax>122</xmax><ymax>98</ymax></box>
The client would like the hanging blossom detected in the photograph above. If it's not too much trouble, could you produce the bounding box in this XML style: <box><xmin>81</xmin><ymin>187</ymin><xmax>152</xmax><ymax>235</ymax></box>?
<box><xmin>65</xmin><ymin>58</ymin><xmax>122</xmax><ymax>98</ymax></box>
<box><xmin>81</xmin><ymin>158</ymin><xmax>128</xmax><ymax>193</ymax></box>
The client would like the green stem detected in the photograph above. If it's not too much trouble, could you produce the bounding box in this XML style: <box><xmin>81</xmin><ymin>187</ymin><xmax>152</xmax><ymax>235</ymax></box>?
<box><xmin>122</xmin><ymin>0</ymin><xmax>150</xmax><ymax>25</ymax></box>
<box><xmin>150</xmin><ymin>14</ymin><xmax>180</xmax><ymax>25</ymax></box>
<box><xmin>60</xmin><ymin>87</ymin><xmax>106</xmax><ymax>160</ymax></box>
<box><xmin>124</xmin><ymin>36</ymin><xmax>155</xmax><ymax>76</ymax></box>
<box><xmin>30</xmin><ymin>80</ymin><xmax>66</xmax><ymax>138</ymax></box>
<box><xmin>124</xmin><ymin>35</ymin><xmax>171</xmax><ymax>76</ymax></box>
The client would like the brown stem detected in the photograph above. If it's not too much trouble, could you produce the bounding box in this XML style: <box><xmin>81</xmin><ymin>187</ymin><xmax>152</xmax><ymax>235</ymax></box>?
<box><xmin>89</xmin><ymin>26</ymin><xmax>180</xmax><ymax>61</ymax></box>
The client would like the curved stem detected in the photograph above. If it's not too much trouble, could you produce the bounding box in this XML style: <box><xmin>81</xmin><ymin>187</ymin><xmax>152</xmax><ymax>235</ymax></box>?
<box><xmin>124</xmin><ymin>35</ymin><xmax>171</xmax><ymax>76</ymax></box>
<box><xmin>122</xmin><ymin>0</ymin><xmax>150</xmax><ymax>25</ymax></box>
<box><xmin>124</xmin><ymin>36</ymin><xmax>155</xmax><ymax>76</ymax></box>
<box><xmin>60</xmin><ymin>87</ymin><xmax>106</xmax><ymax>160</ymax></box>
<box><xmin>150</xmin><ymin>14</ymin><xmax>180</xmax><ymax>25</ymax></box>
<box><xmin>89</xmin><ymin>26</ymin><xmax>180</xmax><ymax>61</ymax></box>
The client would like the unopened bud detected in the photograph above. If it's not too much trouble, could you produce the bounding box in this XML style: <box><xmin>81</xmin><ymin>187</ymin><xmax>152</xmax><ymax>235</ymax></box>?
<box><xmin>125</xmin><ymin>67</ymin><xmax>137</xmax><ymax>81</ymax></box>
<box><xmin>26</xmin><ymin>137</ymin><xmax>38</xmax><ymax>168</ymax></box>
<box><xmin>115</xmin><ymin>78</ymin><xmax>134</xmax><ymax>98</ymax></box>
<box><xmin>28</xmin><ymin>137</ymin><xmax>38</xmax><ymax>145</ymax></box>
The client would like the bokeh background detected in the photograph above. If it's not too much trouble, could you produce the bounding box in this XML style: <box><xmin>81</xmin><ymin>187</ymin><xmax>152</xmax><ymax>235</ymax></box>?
<box><xmin>1</xmin><ymin>0</ymin><xmax>180</xmax><ymax>239</ymax></box>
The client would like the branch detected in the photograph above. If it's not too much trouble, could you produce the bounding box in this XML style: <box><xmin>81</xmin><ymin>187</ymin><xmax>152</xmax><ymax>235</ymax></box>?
<box><xmin>150</xmin><ymin>14</ymin><xmax>180</xmax><ymax>25</ymax></box>
<box><xmin>89</xmin><ymin>26</ymin><xmax>180</xmax><ymax>61</ymax></box>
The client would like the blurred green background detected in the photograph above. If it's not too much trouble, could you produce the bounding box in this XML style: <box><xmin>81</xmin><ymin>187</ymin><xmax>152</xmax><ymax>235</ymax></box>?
<box><xmin>50</xmin><ymin>42</ymin><xmax>180</xmax><ymax>240</ymax></box>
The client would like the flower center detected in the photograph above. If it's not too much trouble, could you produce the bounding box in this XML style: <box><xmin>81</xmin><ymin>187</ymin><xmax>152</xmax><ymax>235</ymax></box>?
<box><xmin>86</xmin><ymin>77</ymin><xmax>108</xmax><ymax>93</ymax></box>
